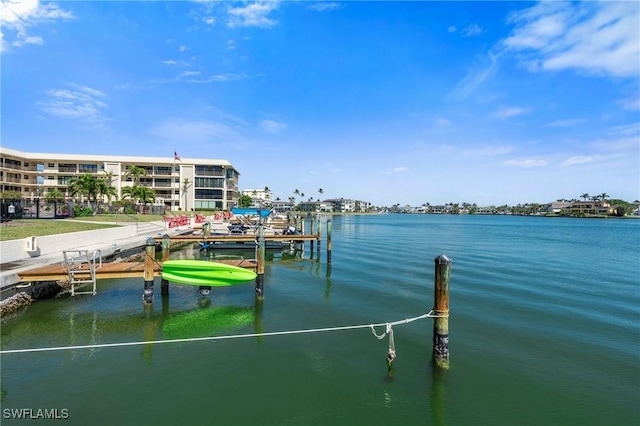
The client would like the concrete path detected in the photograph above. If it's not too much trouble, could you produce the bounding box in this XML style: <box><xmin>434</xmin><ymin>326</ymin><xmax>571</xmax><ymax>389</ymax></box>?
<box><xmin>0</xmin><ymin>221</ymin><xmax>192</xmax><ymax>290</ymax></box>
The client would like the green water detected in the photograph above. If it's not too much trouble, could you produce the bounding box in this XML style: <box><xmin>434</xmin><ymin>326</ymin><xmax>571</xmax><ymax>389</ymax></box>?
<box><xmin>1</xmin><ymin>214</ymin><xmax>639</xmax><ymax>425</ymax></box>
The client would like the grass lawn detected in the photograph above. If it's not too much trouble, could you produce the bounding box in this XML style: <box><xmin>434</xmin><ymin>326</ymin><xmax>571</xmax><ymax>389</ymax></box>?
<box><xmin>71</xmin><ymin>214</ymin><xmax>165</xmax><ymax>223</ymax></box>
<box><xmin>0</xmin><ymin>219</ymin><xmax>120</xmax><ymax>242</ymax></box>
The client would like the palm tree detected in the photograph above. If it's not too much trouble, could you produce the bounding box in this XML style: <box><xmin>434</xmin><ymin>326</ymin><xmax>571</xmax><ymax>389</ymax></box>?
<box><xmin>318</xmin><ymin>188</ymin><xmax>324</xmax><ymax>200</ymax></box>
<box><xmin>182</xmin><ymin>178</ymin><xmax>192</xmax><ymax>210</ymax></box>
<box><xmin>68</xmin><ymin>174</ymin><xmax>100</xmax><ymax>207</ymax></box>
<box><xmin>580</xmin><ymin>193</ymin><xmax>590</xmax><ymax>201</ymax></box>
<box><xmin>102</xmin><ymin>170</ymin><xmax>117</xmax><ymax>185</ymax></box>
<box><xmin>126</xmin><ymin>165</ymin><xmax>148</xmax><ymax>185</ymax></box>
<box><xmin>600</xmin><ymin>193</ymin><xmax>609</xmax><ymax>203</ymax></box>
<box><xmin>44</xmin><ymin>189</ymin><xmax>65</xmax><ymax>203</ymax></box>
<box><xmin>98</xmin><ymin>177</ymin><xmax>117</xmax><ymax>202</ymax></box>
<box><xmin>122</xmin><ymin>185</ymin><xmax>156</xmax><ymax>213</ymax></box>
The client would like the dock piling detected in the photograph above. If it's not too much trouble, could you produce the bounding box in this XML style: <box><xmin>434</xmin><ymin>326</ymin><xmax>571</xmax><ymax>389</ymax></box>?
<box><xmin>432</xmin><ymin>254</ymin><xmax>451</xmax><ymax>369</ymax></box>
<box><xmin>143</xmin><ymin>237</ymin><xmax>156</xmax><ymax>304</ymax></box>
<box><xmin>161</xmin><ymin>234</ymin><xmax>170</xmax><ymax>295</ymax></box>
<box><xmin>255</xmin><ymin>222</ymin><xmax>265</xmax><ymax>299</ymax></box>
<box><xmin>326</xmin><ymin>219</ymin><xmax>333</xmax><ymax>264</ymax></box>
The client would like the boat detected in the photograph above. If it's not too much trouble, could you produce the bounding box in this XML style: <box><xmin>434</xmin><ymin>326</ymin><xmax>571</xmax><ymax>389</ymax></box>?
<box><xmin>161</xmin><ymin>260</ymin><xmax>257</xmax><ymax>286</ymax></box>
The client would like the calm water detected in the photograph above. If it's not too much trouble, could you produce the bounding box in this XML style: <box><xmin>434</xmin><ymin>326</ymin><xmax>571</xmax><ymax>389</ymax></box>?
<box><xmin>1</xmin><ymin>214</ymin><xmax>639</xmax><ymax>425</ymax></box>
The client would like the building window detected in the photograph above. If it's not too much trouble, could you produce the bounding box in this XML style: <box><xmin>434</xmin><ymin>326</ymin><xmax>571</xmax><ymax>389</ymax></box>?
<box><xmin>48</xmin><ymin>163</ymin><xmax>55</xmax><ymax>168</ymax></box>
<box><xmin>195</xmin><ymin>189</ymin><xmax>223</xmax><ymax>199</ymax></box>
<box><xmin>79</xmin><ymin>164</ymin><xmax>98</xmax><ymax>173</ymax></box>
<box><xmin>195</xmin><ymin>165</ymin><xmax>224</xmax><ymax>176</ymax></box>
<box><xmin>195</xmin><ymin>177</ymin><xmax>224</xmax><ymax>188</ymax></box>
<box><xmin>59</xmin><ymin>163</ymin><xmax>77</xmax><ymax>173</ymax></box>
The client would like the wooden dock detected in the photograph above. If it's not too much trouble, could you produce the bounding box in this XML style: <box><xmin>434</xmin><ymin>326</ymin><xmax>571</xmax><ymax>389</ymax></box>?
<box><xmin>153</xmin><ymin>234</ymin><xmax>320</xmax><ymax>243</ymax></box>
<box><xmin>17</xmin><ymin>259</ymin><xmax>257</xmax><ymax>283</ymax></box>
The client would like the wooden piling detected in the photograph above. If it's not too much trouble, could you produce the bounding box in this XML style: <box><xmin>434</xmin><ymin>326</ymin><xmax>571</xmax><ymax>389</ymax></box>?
<box><xmin>161</xmin><ymin>234</ymin><xmax>170</xmax><ymax>295</ymax></box>
<box><xmin>326</xmin><ymin>219</ymin><xmax>332</xmax><ymax>264</ymax></box>
<box><xmin>255</xmin><ymin>222</ymin><xmax>265</xmax><ymax>299</ymax></box>
<box><xmin>432</xmin><ymin>254</ymin><xmax>451</xmax><ymax>369</ymax></box>
<box><xmin>203</xmin><ymin>222</ymin><xmax>210</xmax><ymax>238</ymax></box>
<box><xmin>143</xmin><ymin>237</ymin><xmax>156</xmax><ymax>304</ymax></box>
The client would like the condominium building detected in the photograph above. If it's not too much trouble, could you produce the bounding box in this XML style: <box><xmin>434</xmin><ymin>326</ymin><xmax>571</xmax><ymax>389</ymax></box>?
<box><xmin>241</xmin><ymin>188</ymin><xmax>273</xmax><ymax>207</ymax></box>
<box><xmin>0</xmin><ymin>147</ymin><xmax>240</xmax><ymax>211</ymax></box>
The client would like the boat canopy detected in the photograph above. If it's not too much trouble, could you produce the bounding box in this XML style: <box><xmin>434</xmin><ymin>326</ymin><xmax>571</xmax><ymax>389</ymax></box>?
<box><xmin>231</xmin><ymin>208</ymin><xmax>273</xmax><ymax>218</ymax></box>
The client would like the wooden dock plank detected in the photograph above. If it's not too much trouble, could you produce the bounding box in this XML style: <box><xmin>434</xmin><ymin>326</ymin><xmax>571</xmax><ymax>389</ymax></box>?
<box><xmin>153</xmin><ymin>234</ymin><xmax>320</xmax><ymax>243</ymax></box>
<box><xmin>17</xmin><ymin>259</ymin><xmax>257</xmax><ymax>283</ymax></box>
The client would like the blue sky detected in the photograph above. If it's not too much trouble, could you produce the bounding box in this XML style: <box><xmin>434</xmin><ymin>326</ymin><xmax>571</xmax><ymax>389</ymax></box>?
<box><xmin>1</xmin><ymin>0</ymin><xmax>639</xmax><ymax>206</ymax></box>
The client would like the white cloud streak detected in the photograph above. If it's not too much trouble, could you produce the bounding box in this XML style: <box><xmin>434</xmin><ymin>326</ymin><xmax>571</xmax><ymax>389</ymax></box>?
<box><xmin>505</xmin><ymin>158</ymin><xmax>548</xmax><ymax>168</ymax></box>
<box><xmin>0</xmin><ymin>0</ymin><xmax>74</xmax><ymax>51</ymax></box>
<box><xmin>258</xmin><ymin>119</ymin><xmax>287</xmax><ymax>133</ymax></box>
<box><xmin>38</xmin><ymin>85</ymin><xmax>108</xmax><ymax>124</ymax></box>
<box><xmin>227</xmin><ymin>1</ymin><xmax>279</xmax><ymax>28</ymax></box>
<box><xmin>503</xmin><ymin>1</ymin><xmax>640</xmax><ymax>78</ymax></box>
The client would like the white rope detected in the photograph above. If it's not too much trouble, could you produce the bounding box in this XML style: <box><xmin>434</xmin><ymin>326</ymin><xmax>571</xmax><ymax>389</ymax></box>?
<box><xmin>0</xmin><ymin>310</ymin><xmax>447</xmax><ymax>355</ymax></box>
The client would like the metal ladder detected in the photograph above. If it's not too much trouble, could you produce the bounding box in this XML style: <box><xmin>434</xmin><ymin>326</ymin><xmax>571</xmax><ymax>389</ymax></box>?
<box><xmin>62</xmin><ymin>250</ymin><xmax>103</xmax><ymax>296</ymax></box>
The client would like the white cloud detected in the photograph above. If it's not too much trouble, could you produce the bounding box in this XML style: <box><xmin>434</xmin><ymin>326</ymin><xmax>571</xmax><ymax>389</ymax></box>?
<box><xmin>544</xmin><ymin>118</ymin><xmax>586</xmax><ymax>127</ymax></box>
<box><xmin>618</xmin><ymin>95</ymin><xmax>640</xmax><ymax>111</ymax></box>
<box><xmin>447</xmin><ymin>25</ymin><xmax>457</xmax><ymax>33</ymax></box>
<box><xmin>151</xmin><ymin>119</ymin><xmax>240</xmax><ymax>143</ymax></box>
<box><xmin>258</xmin><ymin>119</ymin><xmax>287</xmax><ymax>133</ymax></box>
<box><xmin>38</xmin><ymin>85</ymin><xmax>108</xmax><ymax>124</ymax></box>
<box><xmin>381</xmin><ymin>166</ymin><xmax>408</xmax><ymax>175</ymax></box>
<box><xmin>491</xmin><ymin>106</ymin><xmax>530</xmax><ymax>118</ymax></box>
<box><xmin>308</xmin><ymin>2</ymin><xmax>343</xmax><ymax>12</ymax></box>
<box><xmin>559</xmin><ymin>156</ymin><xmax>592</xmax><ymax>167</ymax></box>
<box><xmin>505</xmin><ymin>158</ymin><xmax>548</xmax><ymax>168</ymax></box>
<box><xmin>0</xmin><ymin>0</ymin><xmax>74</xmax><ymax>51</ymax></box>
<box><xmin>448</xmin><ymin>50</ymin><xmax>499</xmax><ymax>100</ymax></box>
<box><xmin>435</xmin><ymin>117</ymin><xmax>451</xmax><ymax>126</ymax></box>
<box><xmin>462</xmin><ymin>24</ymin><xmax>483</xmax><ymax>37</ymax></box>
<box><xmin>227</xmin><ymin>1</ymin><xmax>279</xmax><ymax>28</ymax></box>
<box><xmin>503</xmin><ymin>1</ymin><xmax>640</xmax><ymax>78</ymax></box>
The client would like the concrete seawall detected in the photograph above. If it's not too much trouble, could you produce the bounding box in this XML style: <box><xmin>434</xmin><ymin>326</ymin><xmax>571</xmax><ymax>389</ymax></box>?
<box><xmin>0</xmin><ymin>226</ymin><xmax>138</xmax><ymax>264</ymax></box>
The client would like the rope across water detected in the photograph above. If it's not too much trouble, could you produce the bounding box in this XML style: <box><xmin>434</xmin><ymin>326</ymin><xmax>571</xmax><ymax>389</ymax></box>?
<box><xmin>0</xmin><ymin>310</ymin><xmax>448</xmax><ymax>355</ymax></box>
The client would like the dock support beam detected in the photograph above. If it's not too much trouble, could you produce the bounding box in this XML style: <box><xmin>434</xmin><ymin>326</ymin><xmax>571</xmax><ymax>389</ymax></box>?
<box><xmin>255</xmin><ymin>222</ymin><xmax>265</xmax><ymax>299</ymax></box>
<box><xmin>432</xmin><ymin>254</ymin><xmax>451</xmax><ymax>369</ymax></box>
<box><xmin>326</xmin><ymin>219</ymin><xmax>332</xmax><ymax>264</ymax></box>
<box><xmin>161</xmin><ymin>234</ymin><xmax>170</xmax><ymax>296</ymax></box>
<box><xmin>143</xmin><ymin>237</ymin><xmax>156</xmax><ymax>304</ymax></box>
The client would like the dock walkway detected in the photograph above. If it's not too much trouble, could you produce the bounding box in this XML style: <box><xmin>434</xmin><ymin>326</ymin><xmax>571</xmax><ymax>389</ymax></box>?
<box><xmin>17</xmin><ymin>258</ymin><xmax>258</xmax><ymax>283</ymax></box>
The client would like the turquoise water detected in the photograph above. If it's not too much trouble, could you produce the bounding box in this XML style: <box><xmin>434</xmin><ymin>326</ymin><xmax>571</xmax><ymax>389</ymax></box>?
<box><xmin>1</xmin><ymin>214</ymin><xmax>639</xmax><ymax>425</ymax></box>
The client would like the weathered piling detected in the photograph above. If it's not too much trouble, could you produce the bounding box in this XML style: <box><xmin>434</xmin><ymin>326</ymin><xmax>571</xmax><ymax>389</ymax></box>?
<box><xmin>255</xmin><ymin>222</ymin><xmax>265</xmax><ymax>299</ymax></box>
<box><xmin>203</xmin><ymin>222</ymin><xmax>210</xmax><ymax>238</ymax></box>
<box><xmin>310</xmin><ymin>216</ymin><xmax>315</xmax><ymax>253</ymax></box>
<box><xmin>143</xmin><ymin>237</ymin><xmax>155</xmax><ymax>304</ymax></box>
<box><xmin>432</xmin><ymin>254</ymin><xmax>451</xmax><ymax>369</ymax></box>
<box><xmin>317</xmin><ymin>214</ymin><xmax>322</xmax><ymax>251</ymax></box>
<box><xmin>326</xmin><ymin>219</ymin><xmax>333</xmax><ymax>264</ymax></box>
<box><xmin>161</xmin><ymin>234</ymin><xmax>170</xmax><ymax>296</ymax></box>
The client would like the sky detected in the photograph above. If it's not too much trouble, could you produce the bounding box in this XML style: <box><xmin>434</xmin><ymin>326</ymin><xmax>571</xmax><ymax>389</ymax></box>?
<box><xmin>1</xmin><ymin>0</ymin><xmax>639</xmax><ymax>207</ymax></box>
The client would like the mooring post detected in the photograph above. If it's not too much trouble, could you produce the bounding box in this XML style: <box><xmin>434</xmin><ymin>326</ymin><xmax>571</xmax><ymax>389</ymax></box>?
<box><xmin>317</xmin><ymin>214</ymin><xmax>322</xmax><ymax>251</ymax></box>
<box><xmin>255</xmin><ymin>221</ymin><xmax>265</xmax><ymax>299</ymax></box>
<box><xmin>433</xmin><ymin>254</ymin><xmax>451</xmax><ymax>369</ymax></box>
<box><xmin>310</xmin><ymin>216</ymin><xmax>315</xmax><ymax>253</ymax></box>
<box><xmin>143</xmin><ymin>237</ymin><xmax>156</xmax><ymax>304</ymax></box>
<box><xmin>326</xmin><ymin>218</ymin><xmax>333</xmax><ymax>264</ymax></box>
<box><xmin>161</xmin><ymin>234</ymin><xmax>170</xmax><ymax>296</ymax></box>
<box><xmin>203</xmin><ymin>221</ymin><xmax>210</xmax><ymax>238</ymax></box>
